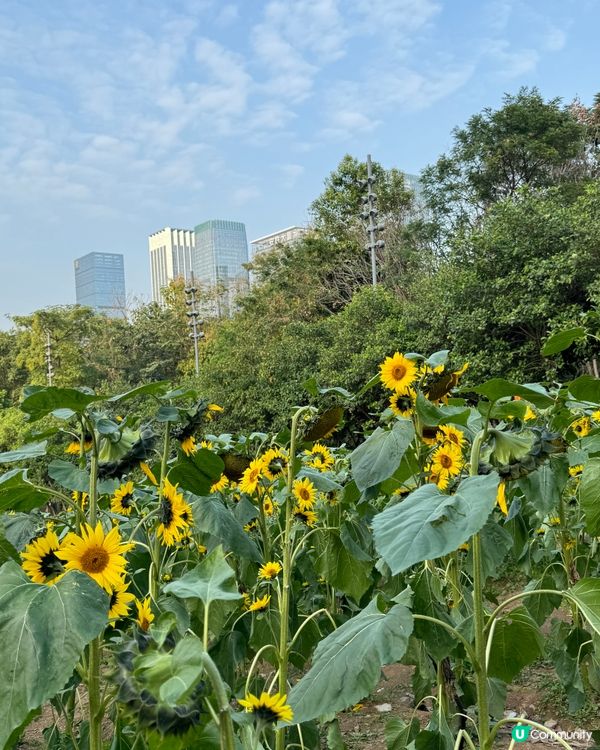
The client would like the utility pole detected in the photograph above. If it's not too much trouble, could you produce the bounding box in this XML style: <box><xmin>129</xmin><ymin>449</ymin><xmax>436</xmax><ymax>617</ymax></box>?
<box><xmin>44</xmin><ymin>330</ymin><xmax>54</xmax><ymax>385</ymax></box>
<box><xmin>359</xmin><ymin>154</ymin><xmax>385</xmax><ymax>286</ymax></box>
<box><xmin>184</xmin><ymin>273</ymin><xmax>204</xmax><ymax>376</ymax></box>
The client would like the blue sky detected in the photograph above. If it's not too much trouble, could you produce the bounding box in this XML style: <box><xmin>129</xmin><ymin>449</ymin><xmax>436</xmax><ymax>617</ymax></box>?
<box><xmin>1</xmin><ymin>0</ymin><xmax>598</xmax><ymax>324</ymax></box>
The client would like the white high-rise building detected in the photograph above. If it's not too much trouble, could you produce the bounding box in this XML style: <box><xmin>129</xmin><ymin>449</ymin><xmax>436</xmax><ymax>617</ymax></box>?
<box><xmin>148</xmin><ymin>227</ymin><xmax>195</xmax><ymax>303</ymax></box>
<box><xmin>250</xmin><ymin>226</ymin><xmax>307</xmax><ymax>258</ymax></box>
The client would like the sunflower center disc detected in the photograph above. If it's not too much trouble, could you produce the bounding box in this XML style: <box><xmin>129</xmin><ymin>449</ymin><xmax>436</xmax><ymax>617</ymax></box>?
<box><xmin>81</xmin><ymin>546</ymin><xmax>110</xmax><ymax>573</ymax></box>
<box><xmin>440</xmin><ymin>455</ymin><xmax>453</xmax><ymax>469</ymax></box>
<box><xmin>392</xmin><ymin>365</ymin><xmax>406</xmax><ymax>379</ymax></box>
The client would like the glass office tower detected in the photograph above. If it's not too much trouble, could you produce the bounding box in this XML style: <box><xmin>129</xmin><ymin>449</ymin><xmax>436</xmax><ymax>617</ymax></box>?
<box><xmin>74</xmin><ymin>252</ymin><xmax>126</xmax><ymax>317</ymax></box>
<box><xmin>194</xmin><ymin>220</ymin><xmax>249</xmax><ymax>315</ymax></box>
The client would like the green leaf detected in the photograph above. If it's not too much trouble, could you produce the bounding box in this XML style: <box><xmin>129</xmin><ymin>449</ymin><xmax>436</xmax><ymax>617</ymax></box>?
<box><xmin>0</xmin><ymin>512</ymin><xmax>39</xmax><ymax>550</ymax></box>
<box><xmin>297</xmin><ymin>468</ymin><xmax>343</xmax><ymax>492</ymax></box>
<box><xmin>20</xmin><ymin>387</ymin><xmax>99</xmax><ymax>421</ymax></box>
<box><xmin>470</xmin><ymin>379</ymin><xmax>554</xmax><ymax>408</ymax></box>
<box><xmin>542</xmin><ymin>327</ymin><xmax>586</xmax><ymax>356</ymax></box>
<box><xmin>579</xmin><ymin>458</ymin><xmax>600</xmax><ymax>536</ymax></box>
<box><xmin>289</xmin><ymin>597</ymin><xmax>413</xmax><ymax>724</ymax></box>
<box><xmin>0</xmin><ymin>521</ymin><xmax>20</xmax><ymax>564</ymax></box>
<box><xmin>350</xmin><ymin>419</ymin><xmax>415</xmax><ymax>492</ymax></box>
<box><xmin>568</xmin><ymin>375</ymin><xmax>600</xmax><ymax>404</ymax></box>
<box><xmin>156</xmin><ymin>406</ymin><xmax>180</xmax><ymax>422</ymax></box>
<box><xmin>0</xmin><ymin>470</ymin><xmax>51</xmax><ymax>513</ymax></box>
<box><xmin>385</xmin><ymin>718</ymin><xmax>420</xmax><ymax>750</ymax></box>
<box><xmin>159</xmin><ymin>636</ymin><xmax>205</xmax><ymax>705</ymax></box>
<box><xmin>163</xmin><ymin>546</ymin><xmax>242</xmax><ymax>607</ymax></box>
<box><xmin>0</xmin><ymin>564</ymin><xmax>108</xmax><ymax>749</ymax></box>
<box><xmin>168</xmin><ymin>449</ymin><xmax>224</xmax><ymax>497</ymax></box>
<box><xmin>373</xmin><ymin>474</ymin><xmax>499</xmax><ymax>574</ymax></box>
<box><xmin>189</xmin><ymin>496</ymin><xmax>261</xmax><ymax>562</ymax></box>
<box><xmin>523</xmin><ymin>576</ymin><xmax>563</xmax><ymax>626</ymax></box>
<box><xmin>487</xmin><ymin>607</ymin><xmax>544</xmax><ymax>682</ymax></box>
<box><xmin>473</xmin><ymin>519</ymin><xmax>513</xmax><ymax>580</ymax></box>
<box><xmin>411</xmin><ymin>570</ymin><xmax>455</xmax><ymax>661</ymax></box>
<box><xmin>315</xmin><ymin>531</ymin><xmax>372</xmax><ymax>602</ymax></box>
<box><xmin>106</xmin><ymin>381</ymin><xmax>169</xmax><ymax>402</ymax></box>
<box><xmin>47</xmin><ymin>460</ymin><xmax>90</xmax><ymax>492</ymax></box>
<box><xmin>569</xmin><ymin>578</ymin><xmax>600</xmax><ymax>636</ymax></box>
<box><xmin>0</xmin><ymin>441</ymin><xmax>48</xmax><ymax>464</ymax></box>
<box><xmin>415</xmin><ymin>394</ymin><xmax>470</xmax><ymax>427</ymax></box>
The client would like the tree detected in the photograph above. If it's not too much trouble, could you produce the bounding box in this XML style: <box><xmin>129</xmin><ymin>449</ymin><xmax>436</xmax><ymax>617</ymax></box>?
<box><xmin>421</xmin><ymin>88</ymin><xmax>586</xmax><ymax>231</ymax></box>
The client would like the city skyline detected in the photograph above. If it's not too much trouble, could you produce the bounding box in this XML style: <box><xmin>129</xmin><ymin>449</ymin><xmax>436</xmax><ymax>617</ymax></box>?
<box><xmin>1</xmin><ymin>1</ymin><xmax>599</xmax><ymax>326</ymax></box>
<box><xmin>73</xmin><ymin>251</ymin><xmax>126</xmax><ymax>317</ymax></box>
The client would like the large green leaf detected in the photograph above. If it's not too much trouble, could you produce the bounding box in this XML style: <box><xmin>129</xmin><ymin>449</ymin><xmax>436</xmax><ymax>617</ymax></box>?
<box><xmin>415</xmin><ymin>394</ymin><xmax>470</xmax><ymax>427</ymax></box>
<box><xmin>20</xmin><ymin>387</ymin><xmax>99</xmax><ymax>421</ymax></box>
<box><xmin>0</xmin><ymin>442</ymin><xmax>48</xmax><ymax>464</ymax></box>
<box><xmin>0</xmin><ymin>563</ymin><xmax>108</xmax><ymax>749</ymax></box>
<box><xmin>314</xmin><ymin>531</ymin><xmax>372</xmax><ymax>602</ymax></box>
<box><xmin>470</xmin><ymin>379</ymin><xmax>554</xmax><ymax>408</ymax></box>
<box><xmin>411</xmin><ymin>570</ymin><xmax>455</xmax><ymax>661</ymax></box>
<box><xmin>0</xmin><ymin>522</ymin><xmax>19</xmax><ymax>564</ymax></box>
<box><xmin>542</xmin><ymin>327</ymin><xmax>586</xmax><ymax>356</ymax></box>
<box><xmin>168</xmin><ymin>450</ymin><xmax>224</xmax><ymax>496</ymax></box>
<box><xmin>107</xmin><ymin>381</ymin><xmax>169</xmax><ymax>402</ymax></box>
<box><xmin>487</xmin><ymin>607</ymin><xmax>544</xmax><ymax>682</ymax></box>
<box><xmin>163</xmin><ymin>546</ymin><xmax>241</xmax><ymax>607</ymax></box>
<box><xmin>373</xmin><ymin>474</ymin><xmax>499</xmax><ymax>574</ymax></box>
<box><xmin>47</xmin><ymin>460</ymin><xmax>90</xmax><ymax>492</ymax></box>
<box><xmin>0</xmin><ymin>470</ymin><xmax>51</xmax><ymax>513</ymax></box>
<box><xmin>289</xmin><ymin>596</ymin><xmax>413</xmax><ymax>724</ymax></box>
<box><xmin>580</xmin><ymin>458</ymin><xmax>600</xmax><ymax>536</ymax></box>
<box><xmin>349</xmin><ymin>419</ymin><xmax>415</xmax><ymax>492</ymax></box>
<box><xmin>189</xmin><ymin>496</ymin><xmax>261</xmax><ymax>561</ymax></box>
<box><xmin>569</xmin><ymin>578</ymin><xmax>600</xmax><ymax>636</ymax></box>
<box><xmin>568</xmin><ymin>375</ymin><xmax>600</xmax><ymax>405</ymax></box>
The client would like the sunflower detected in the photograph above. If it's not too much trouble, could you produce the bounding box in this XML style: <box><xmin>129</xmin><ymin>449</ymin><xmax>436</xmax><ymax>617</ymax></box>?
<box><xmin>258</xmin><ymin>561</ymin><xmax>282</xmax><ymax>580</ymax></box>
<box><xmin>261</xmin><ymin>447</ymin><xmax>288</xmax><ymax>480</ymax></box>
<box><xmin>58</xmin><ymin>522</ymin><xmax>132</xmax><ymax>592</ymax></box>
<box><xmin>206</xmin><ymin>403</ymin><xmax>223</xmax><ymax>421</ymax></box>
<box><xmin>592</xmin><ymin>410</ymin><xmax>600</xmax><ymax>422</ymax></box>
<box><xmin>496</xmin><ymin>481</ymin><xmax>508</xmax><ymax>516</ymax></box>
<box><xmin>238</xmin><ymin>691</ymin><xmax>293</xmax><ymax>724</ymax></box>
<box><xmin>292</xmin><ymin>477</ymin><xmax>316</xmax><ymax>510</ymax></box>
<box><xmin>21</xmin><ymin>527</ymin><xmax>64</xmax><ymax>585</ymax></box>
<box><xmin>569</xmin><ymin>464</ymin><xmax>583</xmax><ymax>477</ymax></box>
<box><xmin>139</xmin><ymin>461</ymin><xmax>158</xmax><ymax>486</ymax></box>
<box><xmin>244</xmin><ymin>520</ymin><xmax>258</xmax><ymax>532</ymax></box>
<box><xmin>389</xmin><ymin>388</ymin><xmax>416</xmax><ymax>418</ymax></box>
<box><xmin>180</xmin><ymin>435</ymin><xmax>197</xmax><ymax>456</ymax></box>
<box><xmin>294</xmin><ymin>507</ymin><xmax>317</xmax><ymax>526</ymax></box>
<box><xmin>239</xmin><ymin>458</ymin><xmax>265</xmax><ymax>495</ymax></box>
<box><xmin>64</xmin><ymin>435</ymin><xmax>93</xmax><ymax>455</ymax></box>
<box><xmin>426</xmin><ymin>466</ymin><xmax>449</xmax><ymax>491</ymax></box>
<box><xmin>210</xmin><ymin>474</ymin><xmax>229</xmax><ymax>493</ymax></box>
<box><xmin>379</xmin><ymin>352</ymin><xmax>418</xmax><ymax>392</ymax></box>
<box><xmin>200</xmin><ymin>440</ymin><xmax>213</xmax><ymax>450</ymax></box>
<box><xmin>157</xmin><ymin>478</ymin><xmax>190</xmax><ymax>546</ymax></box>
<box><xmin>436</xmin><ymin>424</ymin><xmax>466</xmax><ymax>449</ymax></box>
<box><xmin>135</xmin><ymin>597</ymin><xmax>154</xmax><ymax>631</ymax></box>
<box><xmin>262</xmin><ymin>495</ymin><xmax>275</xmax><ymax>516</ymax></box>
<box><xmin>430</xmin><ymin>443</ymin><xmax>464</xmax><ymax>479</ymax></box>
<box><xmin>111</xmin><ymin>481</ymin><xmax>135</xmax><ymax>516</ymax></box>
<box><xmin>248</xmin><ymin>594</ymin><xmax>271</xmax><ymax>612</ymax></box>
<box><xmin>524</xmin><ymin>406</ymin><xmax>537</xmax><ymax>421</ymax></box>
<box><xmin>108</xmin><ymin>578</ymin><xmax>136</xmax><ymax>620</ymax></box>
<box><xmin>72</xmin><ymin>490</ymin><xmax>88</xmax><ymax>509</ymax></box>
<box><xmin>571</xmin><ymin>416</ymin><xmax>591</xmax><ymax>438</ymax></box>
<box><xmin>304</xmin><ymin>443</ymin><xmax>334</xmax><ymax>472</ymax></box>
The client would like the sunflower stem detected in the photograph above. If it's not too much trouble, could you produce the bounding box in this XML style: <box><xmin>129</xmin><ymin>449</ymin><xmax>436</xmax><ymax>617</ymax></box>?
<box><xmin>276</xmin><ymin>406</ymin><xmax>309</xmax><ymax>750</ymax></box>
<box><xmin>201</xmin><ymin>651</ymin><xmax>235</xmax><ymax>750</ymax></box>
<box><xmin>151</xmin><ymin>421</ymin><xmax>171</xmax><ymax>600</ymax></box>
<box><xmin>469</xmin><ymin>430</ymin><xmax>490</xmax><ymax>750</ymax></box>
<box><xmin>88</xmin><ymin>637</ymin><xmax>103</xmax><ymax>750</ymax></box>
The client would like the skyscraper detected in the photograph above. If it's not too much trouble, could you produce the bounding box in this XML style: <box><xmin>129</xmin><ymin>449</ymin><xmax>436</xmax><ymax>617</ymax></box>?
<box><xmin>148</xmin><ymin>227</ymin><xmax>195</xmax><ymax>303</ymax></box>
<box><xmin>250</xmin><ymin>226</ymin><xmax>307</xmax><ymax>258</ymax></box>
<box><xmin>194</xmin><ymin>220</ymin><xmax>249</xmax><ymax>315</ymax></box>
<box><xmin>74</xmin><ymin>252</ymin><xmax>126</xmax><ymax>317</ymax></box>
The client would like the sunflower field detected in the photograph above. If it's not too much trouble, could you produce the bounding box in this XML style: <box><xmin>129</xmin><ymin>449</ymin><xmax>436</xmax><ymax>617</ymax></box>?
<box><xmin>1</xmin><ymin>342</ymin><xmax>600</xmax><ymax>750</ymax></box>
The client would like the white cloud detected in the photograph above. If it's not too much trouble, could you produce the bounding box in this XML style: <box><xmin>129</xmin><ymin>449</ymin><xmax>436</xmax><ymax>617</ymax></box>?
<box><xmin>486</xmin><ymin>39</ymin><xmax>539</xmax><ymax>77</ymax></box>
<box><xmin>279</xmin><ymin>163</ymin><xmax>305</xmax><ymax>188</ymax></box>
<box><xmin>543</xmin><ymin>26</ymin><xmax>567</xmax><ymax>52</ymax></box>
<box><xmin>231</xmin><ymin>185</ymin><xmax>262</xmax><ymax>205</ymax></box>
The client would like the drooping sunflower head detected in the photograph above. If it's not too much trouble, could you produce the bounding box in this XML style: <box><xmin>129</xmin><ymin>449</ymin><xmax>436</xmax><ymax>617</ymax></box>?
<box><xmin>304</xmin><ymin>443</ymin><xmax>334</xmax><ymax>472</ymax></box>
<box><xmin>21</xmin><ymin>527</ymin><xmax>64</xmax><ymax>585</ymax></box>
<box><xmin>389</xmin><ymin>388</ymin><xmax>416</xmax><ymax>418</ymax></box>
<box><xmin>135</xmin><ymin>596</ymin><xmax>154</xmax><ymax>631</ymax></box>
<box><xmin>379</xmin><ymin>352</ymin><xmax>418</xmax><ymax>392</ymax></box>
<box><xmin>294</xmin><ymin>507</ymin><xmax>317</xmax><ymax>527</ymax></box>
<box><xmin>180</xmin><ymin>435</ymin><xmax>197</xmax><ymax>456</ymax></box>
<box><xmin>57</xmin><ymin>522</ymin><xmax>132</xmax><ymax>592</ymax></box>
<box><xmin>248</xmin><ymin>594</ymin><xmax>271</xmax><ymax>612</ymax></box>
<box><xmin>108</xmin><ymin>578</ymin><xmax>136</xmax><ymax>620</ymax></box>
<box><xmin>210</xmin><ymin>474</ymin><xmax>229</xmax><ymax>494</ymax></box>
<box><xmin>111</xmin><ymin>481</ymin><xmax>135</xmax><ymax>516</ymax></box>
<box><xmin>292</xmin><ymin>477</ymin><xmax>316</xmax><ymax>510</ymax></box>
<box><xmin>238</xmin><ymin>691</ymin><xmax>293</xmax><ymax>724</ymax></box>
<box><xmin>430</xmin><ymin>443</ymin><xmax>464</xmax><ymax>479</ymax></box>
<box><xmin>258</xmin><ymin>561</ymin><xmax>282</xmax><ymax>580</ymax></box>
<box><xmin>239</xmin><ymin>458</ymin><xmax>265</xmax><ymax>495</ymax></box>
